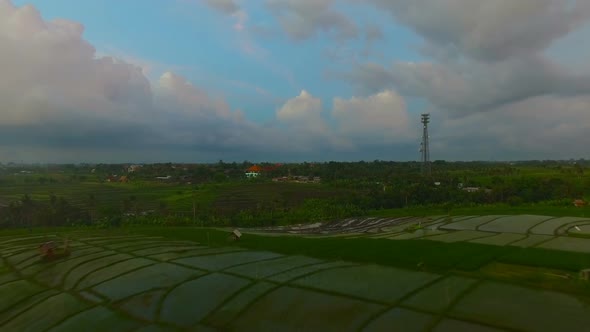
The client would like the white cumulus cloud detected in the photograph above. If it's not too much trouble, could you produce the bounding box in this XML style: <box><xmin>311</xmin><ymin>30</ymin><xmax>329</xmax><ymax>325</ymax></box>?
<box><xmin>332</xmin><ymin>90</ymin><xmax>412</xmax><ymax>143</ymax></box>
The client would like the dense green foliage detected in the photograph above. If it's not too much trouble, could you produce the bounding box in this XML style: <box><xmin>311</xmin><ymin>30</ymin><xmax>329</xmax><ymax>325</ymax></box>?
<box><xmin>1</xmin><ymin>160</ymin><xmax>589</xmax><ymax>227</ymax></box>
<box><xmin>0</xmin><ymin>194</ymin><xmax>89</xmax><ymax>228</ymax></box>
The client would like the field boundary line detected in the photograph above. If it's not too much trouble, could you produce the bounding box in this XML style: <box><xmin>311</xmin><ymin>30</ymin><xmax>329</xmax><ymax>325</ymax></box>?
<box><xmin>48</xmin><ymin>252</ymin><xmax>120</xmax><ymax>288</ymax></box>
<box><xmin>473</xmin><ymin>215</ymin><xmax>508</xmax><ymax>232</ymax></box>
<box><xmin>77</xmin><ymin>261</ymin><xmax>158</xmax><ymax>292</ymax></box>
<box><xmin>356</xmin><ymin>273</ymin><xmax>448</xmax><ymax>331</ymax></box>
<box><xmin>0</xmin><ymin>288</ymin><xmax>61</xmax><ymax>325</ymax></box>
<box><xmin>15</xmin><ymin>245</ymin><xmax>94</xmax><ymax>271</ymax></box>
<box><xmin>503</xmin><ymin>234</ymin><xmax>530</xmax><ymax>246</ymax></box>
<box><xmin>555</xmin><ymin>220</ymin><xmax>590</xmax><ymax>236</ymax></box>
<box><xmin>425</xmin><ymin>278</ymin><xmax>482</xmax><ymax>327</ymax></box>
<box><xmin>71</xmin><ymin>256</ymin><xmax>142</xmax><ymax>290</ymax></box>
<box><xmin>155</xmin><ymin>271</ymin><xmax>215</xmax><ymax>322</ymax></box>
<box><xmin>42</xmin><ymin>303</ymin><xmax>101</xmax><ymax>332</ymax></box>
<box><xmin>215</xmin><ymin>253</ymin><xmax>287</xmax><ymax>272</ymax></box>
<box><xmin>529</xmin><ymin>236</ymin><xmax>559</xmax><ymax>249</ymax></box>
<box><xmin>21</xmin><ymin>247</ymin><xmax>106</xmax><ymax>276</ymax></box>
<box><xmin>148</xmin><ymin>247</ymin><xmax>245</xmax><ymax>261</ymax></box>
<box><xmin>262</xmin><ymin>259</ymin><xmax>329</xmax><ymax>280</ymax></box>
<box><xmin>525</xmin><ymin>216</ymin><xmax>560</xmax><ymax>234</ymax></box>
<box><xmin>59</xmin><ymin>252</ymin><xmax>129</xmax><ymax>289</ymax></box>
<box><xmin>0</xmin><ymin>281</ymin><xmax>50</xmax><ymax>315</ymax></box>
<box><xmin>196</xmin><ymin>279</ymin><xmax>260</xmax><ymax>329</ymax></box>
<box><xmin>1</xmin><ymin>292</ymin><xmax>87</xmax><ymax>328</ymax></box>
<box><xmin>223</xmin><ymin>262</ymin><xmax>367</xmax><ymax>328</ymax></box>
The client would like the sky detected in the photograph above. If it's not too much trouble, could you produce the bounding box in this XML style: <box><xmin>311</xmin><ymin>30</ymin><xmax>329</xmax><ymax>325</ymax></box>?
<box><xmin>1</xmin><ymin>0</ymin><xmax>590</xmax><ymax>163</ymax></box>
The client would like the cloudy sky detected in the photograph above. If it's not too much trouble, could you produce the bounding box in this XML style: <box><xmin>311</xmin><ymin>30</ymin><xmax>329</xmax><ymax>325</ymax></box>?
<box><xmin>2</xmin><ymin>0</ymin><xmax>590</xmax><ymax>163</ymax></box>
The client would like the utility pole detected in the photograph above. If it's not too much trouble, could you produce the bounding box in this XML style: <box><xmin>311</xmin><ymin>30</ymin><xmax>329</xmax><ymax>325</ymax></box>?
<box><xmin>420</xmin><ymin>113</ymin><xmax>431</xmax><ymax>177</ymax></box>
<box><xmin>192</xmin><ymin>191</ymin><xmax>196</xmax><ymax>225</ymax></box>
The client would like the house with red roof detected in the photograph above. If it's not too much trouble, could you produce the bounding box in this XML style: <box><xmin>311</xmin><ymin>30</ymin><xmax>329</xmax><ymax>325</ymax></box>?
<box><xmin>245</xmin><ymin>165</ymin><xmax>262</xmax><ymax>178</ymax></box>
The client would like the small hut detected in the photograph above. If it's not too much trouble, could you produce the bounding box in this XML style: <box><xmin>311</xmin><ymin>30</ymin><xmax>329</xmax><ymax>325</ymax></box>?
<box><xmin>39</xmin><ymin>241</ymin><xmax>57</xmax><ymax>257</ymax></box>
<box><xmin>39</xmin><ymin>239</ymin><xmax>70</xmax><ymax>261</ymax></box>
<box><xmin>231</xmin><ymin>229</ymin><xmax>242</xmax><ymax>241</ymax></box>
<box><xmin>574</xmin><ymin>199</ymin><xmax>586</xmax><ymax>208</ymax></box>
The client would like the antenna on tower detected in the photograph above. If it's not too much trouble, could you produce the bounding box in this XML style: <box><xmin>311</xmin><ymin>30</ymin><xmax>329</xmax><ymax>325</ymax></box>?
<box><xmin>420</xmin><ymin>113</ymin><xmax>431</xmax><ymax>177</ymax></box>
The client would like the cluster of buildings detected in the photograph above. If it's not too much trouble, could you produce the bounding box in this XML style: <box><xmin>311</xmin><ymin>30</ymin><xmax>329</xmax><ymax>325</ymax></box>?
<box><xmin>272</xmin><ymin>176</ymin><xmax>321</xmax><ymax>183</ymax></box>
<box><xmin>106</xmin><ymin>175</ymin><xmax>129</xmax><ymax>183</ymax></box>
<box><xmin>245</xmin><ymin>164</ymin><xmax>320</xmax><ymax>183</ymax></box>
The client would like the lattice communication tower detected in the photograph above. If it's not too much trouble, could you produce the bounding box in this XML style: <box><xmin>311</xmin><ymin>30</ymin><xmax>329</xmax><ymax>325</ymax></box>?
<box><xmin>420</xmin><ymin>113</ymin><xmax>431</xmax><ymax>176</ymax></box>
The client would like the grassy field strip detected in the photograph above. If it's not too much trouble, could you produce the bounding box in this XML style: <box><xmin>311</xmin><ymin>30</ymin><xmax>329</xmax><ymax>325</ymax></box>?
<box><xmin>47</xmin><ymin>306</ymin><xmax>141</xmax><ymax>332</ymax></box>
<box><xmin>131</xmin><ymin>245</ymin><xmax>207</xmax><ymax>256</ymax></box>
<box><xmin>92</xmin><ymin>262</ymin><xmax>205</xmax><ymax>302</ymax></box>
<box><xmin>76</xmin><ymin>235</ymin><xmax>150</xmax><ymax>242</ymax></box>
<box><xmin>159</xmin><ymin>273</ymin><xmax>250</xmax><ymax>328</ymax></box>
<box><xmin>0</xmin><ymin>289</ymin><xmax>61</xmax><ymax>326</ymax></box>
<box><xmin>224</xmin><ymin>255</ymin><xmax>324</xmax><ymax>279</ymax></box>
<box><xmin>1</xmin><ymin>245</ymin><xmax>39</xmax><ymax>257</ymax></box>
<box><xmin>62</xmin><ymin>253</ymin><xmax>136</xmax><ymax>290</ymax></box>
<box><xmin>468</xmin><ymin>233</ymin><xmax>527</xmax><ymax>246</ymax></box>
<box><xmin>451</xmin><ymin>281</ymin><xmax>590</xmax><ymax>332</ymax></box>
<box><xmin>430</xmin><ymin>279</ymin><xmax>498</xmax><ymax>331</ymax></box>
<box><xmin>450</xmin><ymin>216</ymin><xmax>479</xmax><ymax>222</ymax></box>
<box><xmin>0</xmin><ymin>279</ymin><xmax>47</xmax><ymax>313</ymax></box>
<box><xmin>570</xmin><ymin>224</ymin><xmax>590</xmax><ymax>235</ymax></box>
<box><xmin>2</xmin><ymin>292</ymin><xmax>89</xmax><ymax>332</ymax></box>
<box><xmin>6</xmin><ymin>243</ymin><xmax>91</xmax><ymax>268</ymax></box>
<box><xmin>529</xmin><ymin>217</ymin><xmax>590</xmax><ymax>235</ymax></box>
<box><xmin>561</xmin><ymin>221</ymin><xmax>590</xmax><ymax>236</ymax></box>
<box><xmin>103</xmin><ymin>240</ymin><xmax>174</xmax><ymax>250</ymax></box>
<box><xmin>402</xmin><ymin>276</ymin><xmax>479</xmax><ymax>313</ymax></box>
<box><xmin>78</xmin><ymin>290</ymin><xmax>107</xmax><ymax>304</ymax></box>
<box><xmin>292</xmin><ymin>264</ymin><xmax>440</xmax><ymax>304</ymax></box>
<box><xmin>355</xmin><ymin>269</ymin><xmax>452</xmax><ymax>332</ymax></box>
<box><xmin>0</xmin><ymin>235</ymin><xmax>61</xmax><ymax>247</ymax></box>
<box><xmin>79</xmin><ymin>237</ymin><xmax>166</xmax><ymax>246</ymax></box>
<box><xmin>426</xmin><ymin>215</ymin><xmax>451</xmax><ymax>223</ymax></box>
<box><xmin>164</xmin><ymin>257</ymin><xmax>350</xmax><ymax>324</ymax></box>
<box><xmin>432</xmin><ymin>319</ymin><xmax>506</xmax><ymax>332</ymax></box>
<box><xmin>508</xmin><ymin>234</ymin><xmax>555</xmax><ymax>248</ymax></box>
<box><xmin>479</xmin><ymin>215</ymin><xmax>555</xmax><ymax>234</ymax></box>
<box><xmin>386</xmin><ymin>229</ymin><xmax>448</xmax><ymax>240</ymax></box>
<box><xmin>5</xmin><ymin>248</ymin><xmax>51</xmax><ymax>266</ymax></box>
<box><xmin>361</xmin><ymin>219</ymin><xmax>447</xmax><ymax>239</ymax></box>
<box><xmin>146</xmin><ymin>247</ymin><xmax>245</xmax><ymax>261</ymax></box>
<box><xmin>34</xmin><ymin>251</ymin><xmax>119</xmax><ymax>288</ymax></box>
<box><xmin>306</xmin><ymin>232</ymin><xmax>366</xmax><ymax>239</ymax></box>
<box><xmin>228</xmin><ymin>286</ymin><xmax>384</xmax><ymax>332</ymax></box>
<box><xmin>1</xmin><ymin>239</ymin><xmax>65</xmax><ymax>256</ymax></box>
<box><xmin>113</xmin><ymin>241</ymin><xmax>199</xmax><ymax>253</ymax></box>
<box><xmin>19</xmin><ymin>246</ymin><xmax>104</xmax><ymax>276</ymax></box>
<box><xmin>363</xmin><ymin>308</ymin><xmax>438</xmax><ymax>332</ymax></box>
<box><xmin>441</xmin><ymin>215</ymin><xmax>507</xmax><ymax>231</ymax></box>
<box><xmin>0</xmin><ymin>272</ymin><xmax>19</xmax><ymax>286</ymax></box>
<box><xmin>538</xmin><ymin>237</ymin><xmax>590</xmax><ymax>253</ymax></box>
<box><xmin>203</xmin><ymin>281</ymin><xmax>277</xmax><ymax>329</ymax></box>
<box><xmin>118</xmin><ymin>288</ymin><xmax>167</xmax><ymax>322</ymax></box>
<box><xmin>171</xmin><ymin>251</ymin><xmax>284</xmax><ymax>271</ymax></box>
<box><xmin>422</xmin><ymin>231</ymin><xmax>498</xmax><ymax>243</ymax></box>
<box><xmin>266</xmin><ymin>261</ymin><xmax>359</xmax><ymax>283</ymax></box>
<box><xmin>75</xmin><ymin>258</ymin><xmax>156</xmax><ymax>290</ymax></box>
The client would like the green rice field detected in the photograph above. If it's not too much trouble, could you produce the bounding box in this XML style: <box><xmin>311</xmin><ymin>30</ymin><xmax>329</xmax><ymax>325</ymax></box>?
<box><xmin>2</xmin><ymin>223</ymin><xmax>590</xmax><ymax>331</ymax></box>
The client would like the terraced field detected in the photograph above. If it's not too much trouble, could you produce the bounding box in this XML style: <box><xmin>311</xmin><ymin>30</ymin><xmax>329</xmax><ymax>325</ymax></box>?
<box><xmin>4</xmin><ymin>229</ymin><xmax>590</xmax><ymax>331</ymax></box>
<box><xmin>253</xmin><ymin>215</ymin><xmax>590</xmax><ymax>253</ymax></box>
